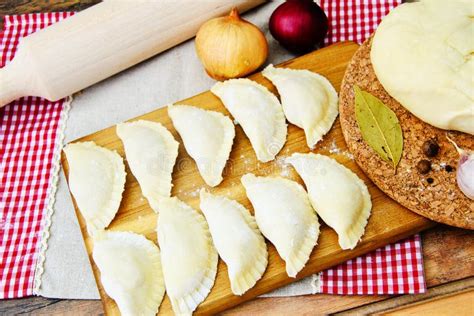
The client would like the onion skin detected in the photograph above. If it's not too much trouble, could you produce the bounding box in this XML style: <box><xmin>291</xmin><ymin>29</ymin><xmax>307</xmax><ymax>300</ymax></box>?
<box><xmin>195</xmin><ymin>8</ymin><xmax>268</xmax><ymax>81</ymax></box>
<box><xmin>269</xmin><ymin>0</ymin><xmax>328</xmax><ymax>53</ymax></box>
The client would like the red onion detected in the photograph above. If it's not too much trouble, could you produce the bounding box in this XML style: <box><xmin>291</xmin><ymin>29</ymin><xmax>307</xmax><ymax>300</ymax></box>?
<box><xmin>269</xmin><ymin>0</ymin><xmax>328</xmax><ymax>53</ymax></box>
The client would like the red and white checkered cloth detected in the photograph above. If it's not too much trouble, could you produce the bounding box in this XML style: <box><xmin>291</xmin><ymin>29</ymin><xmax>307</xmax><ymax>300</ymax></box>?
<box><xmin>0</xmin><ymin>12</ymin><xmax>74</xmax><ymax>299</ymax></box>
<box><xmin>319</xmin><ymin>235</ymin><xmax>425</xmax><ymax>294</ymax></box>
<box><xmin>0</xmin><ymin>1</ymin><xmax>425</xmax><ymax>299</ymax></box>
<box><xmin>321</xmin><ymin>0</ymin><xmax>400</xmax><ymax>45</ymax></box>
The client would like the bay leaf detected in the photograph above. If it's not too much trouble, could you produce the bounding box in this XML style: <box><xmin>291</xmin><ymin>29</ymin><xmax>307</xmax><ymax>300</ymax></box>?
<box><xmin>354</xmin><ymin>85</ymin><xmax>403</xmax><ymax>169</ymax></box>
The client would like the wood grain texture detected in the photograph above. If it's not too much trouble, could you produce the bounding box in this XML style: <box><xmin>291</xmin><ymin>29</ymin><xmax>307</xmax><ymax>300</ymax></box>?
<box><xmin>382</xmin><ymin>289</ymin><xmax>474</xmax><ymax>315</ymax></box>
<box><xmin>60</xmin><ymin>42</ymin><xmax>434</xmax><ymax>315</ymax></box>
<box><xmin>0</xmin><ymin>297</ymin><xmax>103</xmax><ymax>316</ymax></box>
<box><xmin>338</xmin><ymin>277</ymin><xmax>474</xmax><ymax>315</ymax></box>
<box><xmin>422</xmin><ymin>226</ymin><xmax>474</xmax><ymax>287</ymax></box>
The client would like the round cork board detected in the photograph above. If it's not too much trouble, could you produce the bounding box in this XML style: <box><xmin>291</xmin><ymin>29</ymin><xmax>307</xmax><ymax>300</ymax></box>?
<box><xmin>339</xmin><ymin>37</ymin><xmax>474</xmax><ymax>230</ymax></box>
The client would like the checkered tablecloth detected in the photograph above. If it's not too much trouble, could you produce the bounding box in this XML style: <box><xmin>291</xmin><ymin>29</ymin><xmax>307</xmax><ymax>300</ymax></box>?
<box><xmin>321</xmin><ymin>0</ymin><xmax>400</xmax><ymax>45</ymax></box>
<box><xmin>0</xmin><ymin>1</ymin><xmax>425</xmax><ymax>299</ymax></box>
<box><xmin>320</xmin><ymin>235</ymin><xmax>425</xmax><ymax>294</ymax></box>
<box><xmin>0</xmin><ymin>12</ymin><xmax>74</xmax><ymax>299</ymax></box>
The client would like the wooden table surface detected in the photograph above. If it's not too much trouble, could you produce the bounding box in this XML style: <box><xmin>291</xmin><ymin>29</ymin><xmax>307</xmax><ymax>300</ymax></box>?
<box><xmin>1</xmin><ymin>1</ymin><xmax>473</xmax><ymax>315</ymax></box>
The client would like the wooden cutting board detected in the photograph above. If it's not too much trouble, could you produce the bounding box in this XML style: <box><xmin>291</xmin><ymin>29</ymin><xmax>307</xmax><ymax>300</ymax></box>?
<box><xmin>61</xmin><ymin>42</ymin><xmax>434</xmax><ymax>315</ymax></box>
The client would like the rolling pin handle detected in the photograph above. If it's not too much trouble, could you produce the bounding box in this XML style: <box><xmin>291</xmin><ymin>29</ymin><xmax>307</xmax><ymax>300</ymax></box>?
<box><xmin>0</xmin><ymin>64</ymin><xmax>24</xmax><ymax>108</ymax></box>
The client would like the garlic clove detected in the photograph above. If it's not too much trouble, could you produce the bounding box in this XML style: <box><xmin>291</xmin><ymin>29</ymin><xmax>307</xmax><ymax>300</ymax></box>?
<box><xmin>447</xmin><ymin>135</ymin><xmax>474</xmax><ymax>200</ymax></box>
<box><xmin>457</xmin><ymin>152</ymin><xmax>474</xmax><ymax>200</ymax></box>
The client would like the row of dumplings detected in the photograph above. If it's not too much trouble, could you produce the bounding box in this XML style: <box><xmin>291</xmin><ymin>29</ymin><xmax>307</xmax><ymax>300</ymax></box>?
<box><xmin>65</xmin><ymin>64</ymin><xmax>339</xmax><ymax>231</ymax></box>
<box><xmin>67</xmin><ymin>159</ymin><xmax>371</xmax><ymax>316</ymax></box>
<box><xmin>64</xmin><ymin>65</ymin><xmax>372</xmax><ymax>315</ymax></box>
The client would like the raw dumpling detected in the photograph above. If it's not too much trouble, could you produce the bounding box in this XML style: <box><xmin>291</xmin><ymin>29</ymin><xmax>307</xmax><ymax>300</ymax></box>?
<box><xmin>64</xmin><ymin>142</ymin><xmax>126</xmax><ymax>233</ymax></box>
<box><xmin>262</xmin><ymin>65</ymin><xmax>338</xmax><ymax>148</ymax></box>
<box><xmin>241</xmin><ymin>174</ymin><xmax>319</xmax><ymax>277</ymax></box>
<box><xmin>199</xmin><ymin>189</ymin><xmax>267</xmax><ymax>295</ymax></box>
<box><xmin>286</xmin><ymin>153</ymin><xmax>372</xmax><ymax>250</ymax></box>
<box><xmin>156</xmin><ymin>197</ymin><xmax>217</xmax><ymax>315</ymax></box>
<box><xmin>211</xmin><ymin>79</ymin><xmax>287</xmax><ymax>162</ymax></box>
<box><xmin>116</xmin><ymin>120</ymin><xmax>179</xmax><ymax>210</ymax></box>
<box><xmin>168</xmin><ymin>104</ymin><xmax>235</xmax><ymax>187</ymax></box>
<box><xmin>92</xmin><ymin>231</ymin><xmax>165</xmax><ymax>316</ymax></box>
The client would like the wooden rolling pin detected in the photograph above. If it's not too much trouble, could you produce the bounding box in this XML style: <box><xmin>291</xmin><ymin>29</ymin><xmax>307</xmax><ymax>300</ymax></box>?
<box><xmin>0</xmin><ymin>0</ymin><xmax>265</xmax><ymax>107</ymax></box>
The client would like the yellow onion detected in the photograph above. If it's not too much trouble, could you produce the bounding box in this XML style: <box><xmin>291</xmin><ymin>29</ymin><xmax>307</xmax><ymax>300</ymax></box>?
<box><xmin>195</xmin><ymin>8</ymin><xmax>268</xmax><ymax>80</ymax></box>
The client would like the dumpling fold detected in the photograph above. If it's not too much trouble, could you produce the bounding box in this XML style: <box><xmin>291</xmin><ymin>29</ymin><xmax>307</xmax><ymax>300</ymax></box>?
<box><xmin>263</xmin><ymin>65</ymin><xmax>338</xmax><ymax>148</ymax></box>
<box><xmin>286</xmin><ymin>153</ymin><xmax>372</xmax><ymax>250</ymax></box>
<box><xmin>241</xmin><ymin>174</ymin><xmax>319</xmax><ymax>277</ymax></box>
<box><xmin>211</xmin><ymin>78</ymin><xmax>287</xmax><ymax>162</ymax></box>
<box><xmin>199</xmin><ymin>189</ymin><xmax>268</xmax><ymax>295</ymax></box>
<box><xmin>92</xmin><ymin>231</ymin><xmax>165</xmax><ymax>316</ymax></box>
<box><xmin>116</xmin><ymin>120</ymin><xmax>179</xmax><ymax>210</ymax></box>
<box><xmin>156</xmin><ymin>197</ymin><xmax>218</xmax><ymax>315</ymax></box>
<box><xmin>64</xmin><ymin>141</ymin><xmax>126</xmax><ymax>233</ymax></box>
<box><xmin>168</xmin><ymin>104</ymin><xmax>235</xmax><ymax>187</ymax></box>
